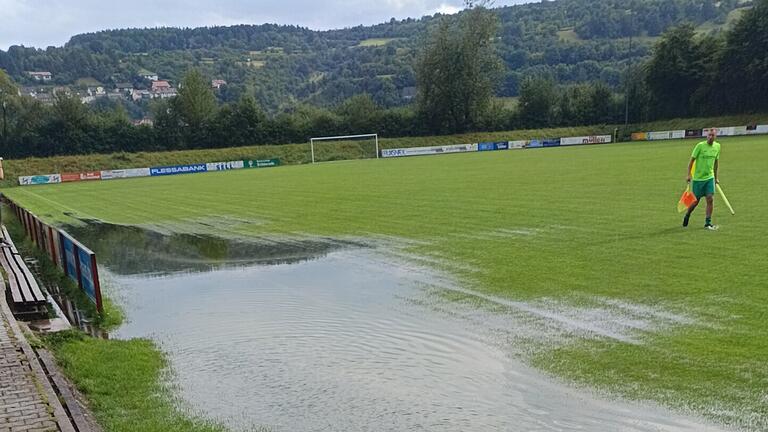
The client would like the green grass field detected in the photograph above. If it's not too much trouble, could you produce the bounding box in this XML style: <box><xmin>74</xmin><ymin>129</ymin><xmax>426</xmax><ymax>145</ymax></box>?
<box><xmin>5</xmin><ymin>136</ymin><xmax>768</xmax><ymax>430</ymax></box>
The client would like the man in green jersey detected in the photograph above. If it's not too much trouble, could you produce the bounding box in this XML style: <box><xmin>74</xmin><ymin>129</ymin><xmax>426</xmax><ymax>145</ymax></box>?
<box><xmin>684</xmin><ymin>128</ymin><xmax>721</xmax><ymax>230</ymax></box>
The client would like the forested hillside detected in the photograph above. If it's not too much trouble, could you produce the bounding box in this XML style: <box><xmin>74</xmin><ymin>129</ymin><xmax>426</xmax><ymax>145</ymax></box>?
<box><xmin>0</xmin><ymin>0</ymin><xmax>750</xmax><ymax>112</ymax></box>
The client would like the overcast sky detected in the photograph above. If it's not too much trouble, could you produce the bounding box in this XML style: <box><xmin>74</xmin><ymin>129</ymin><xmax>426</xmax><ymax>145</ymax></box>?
<box><xmin>0</xmin><ymin>0</ymin><xmax>532</xmax><ymax>50</ymax></box>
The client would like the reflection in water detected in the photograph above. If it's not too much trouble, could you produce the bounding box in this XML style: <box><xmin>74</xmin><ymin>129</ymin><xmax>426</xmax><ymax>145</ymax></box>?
<box><xmin>80</xmin><ymin>223</ymin><xmax>727</xmax><ymax>432</ymax></box>
<box><xmin>65</xmin><ymin>222</ymin><xmax>359</xmax><ymax>276</ymax></box>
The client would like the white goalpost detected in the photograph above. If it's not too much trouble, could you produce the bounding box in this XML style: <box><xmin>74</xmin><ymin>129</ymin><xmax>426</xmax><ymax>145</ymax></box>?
<box><xmin>309</xmin><ymin>133</ymin><xmax>379</xmax><ymax>164</ymax></box>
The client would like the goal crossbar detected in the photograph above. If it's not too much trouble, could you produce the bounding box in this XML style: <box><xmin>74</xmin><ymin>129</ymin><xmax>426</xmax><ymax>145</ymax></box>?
<box><xmin>310</xmin><ymin>133</ymin><xmax>379</xmax><ymax>164</ymax></box>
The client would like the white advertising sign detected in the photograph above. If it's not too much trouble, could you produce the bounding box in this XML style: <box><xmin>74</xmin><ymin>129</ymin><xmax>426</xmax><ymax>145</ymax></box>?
<box><xmin>18</xmin><ymin>174</ymin><xmax>62</xmax><ymax>186</ymax></box>
<box><xmin>206</xmin><ymin>160</ymin><xmax>245</xmax><ymax>172</ymax></box>
<box><xmin>381</xmin><ymin>144</ymin><xmax>478</xmax><ymax>158</ymax></box>
<box><xmin>647</xmin><ymin>130</ymin><xmax>686</xmax><ymax>141</ymax></box>
<box><xmin>560</xmin><ymin>135</ymin><xmax>612</xmax><ymax>146</ymax></box>
<box><xmin>101</xmin><ymin>168</ymin><xmax>152</xmax><ymax>180</ymax></box>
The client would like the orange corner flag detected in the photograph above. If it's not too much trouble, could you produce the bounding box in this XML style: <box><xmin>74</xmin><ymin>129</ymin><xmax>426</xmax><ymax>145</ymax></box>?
<box><xmin>677</xmin><ymin>186</ymin><xmax>697</xmax><ymax>213</ymax></box>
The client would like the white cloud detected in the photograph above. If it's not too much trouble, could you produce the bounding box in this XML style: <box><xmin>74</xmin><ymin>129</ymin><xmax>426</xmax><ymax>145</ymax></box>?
<box><xmin>434</xmin><ymin>3</ymin><xmax>462</xmax><ymax>14</ymax></box>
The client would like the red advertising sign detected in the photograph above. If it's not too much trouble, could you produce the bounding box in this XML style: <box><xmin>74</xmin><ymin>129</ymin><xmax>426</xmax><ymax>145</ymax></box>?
<box><xmin>62</xmin><ymin>172</ymin><xmax>102</xmax><ymax>182</ymax></box>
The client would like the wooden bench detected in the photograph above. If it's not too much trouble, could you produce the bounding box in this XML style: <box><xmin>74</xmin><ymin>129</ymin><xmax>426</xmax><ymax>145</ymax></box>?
<box><xmin>0</xmin><ymin>226</ymin><xmax>47</xmax><ymax>317</ymax></box>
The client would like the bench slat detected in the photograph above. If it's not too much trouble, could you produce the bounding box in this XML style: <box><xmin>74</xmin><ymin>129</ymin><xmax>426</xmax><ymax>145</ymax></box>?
<box><xmin>0</xmin><ymin>250</ymin><xmax>25</xmax><ymax>304</ymax></box>
<box><xmin>1</xmin><ymin>227</ymin><xmax>47</xmax><ymax>305</ymax></box>
<box><xmin>14</xmin><ymin>254</ymin><xmax>46</xmax><ymax>302</ymax></box>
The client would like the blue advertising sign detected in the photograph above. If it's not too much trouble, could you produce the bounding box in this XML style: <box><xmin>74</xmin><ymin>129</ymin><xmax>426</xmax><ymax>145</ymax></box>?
<box><xmin>479</xmin><ymin>142</ymin><xmax>510</xmax><ymax>151</ymax></box>
<box><xmin>528</xmin><ymin>139</ymin><xmax>542</xmax><ymax>148</ymax></box>
<box><xmin>78</xmin><ymin>248</ymin><xmax>97</xmax><ymax>304</ymax></box>
<box><xmin>150</xmin><ymin>164</ymin><xmax>208</xmax><ymax>177</ymax></box>
<box><xmin>543</xmin><ymin>139</ymin><xmax>561</xmax><ymax>147</ymax></box>
<box><xmin>61</xmin><ymin>235</ymin><xmax>78</xmax><ymax>283</ymax></box>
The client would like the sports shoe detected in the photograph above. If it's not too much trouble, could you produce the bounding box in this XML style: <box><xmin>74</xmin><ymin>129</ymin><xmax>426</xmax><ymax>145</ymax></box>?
<box><xmin>704</xmin><ymin>224</ymin><xmax>718</xmax><ymax>231</ymax></box>
<box><xmin>682</xmin><ymin>213</ymin><xmax>690</xmax><ymax>227</ymax></box>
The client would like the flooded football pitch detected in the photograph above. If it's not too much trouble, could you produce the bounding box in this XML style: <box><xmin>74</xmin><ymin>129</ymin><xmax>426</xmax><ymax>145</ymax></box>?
<box><xmin>66</xmin><ymin>223</ymin><xmax>728</xmax><ymax>432</ymax></box>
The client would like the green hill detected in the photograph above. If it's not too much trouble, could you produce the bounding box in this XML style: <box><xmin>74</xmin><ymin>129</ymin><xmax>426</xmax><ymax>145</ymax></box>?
<box><xmin>0</xmin><ymin>0</ymin><xmax>752</xmax><ymax>112</ymax></box>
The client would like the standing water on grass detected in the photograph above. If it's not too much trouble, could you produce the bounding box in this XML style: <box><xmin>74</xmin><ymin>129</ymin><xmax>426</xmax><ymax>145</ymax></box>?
<box><xmin>68</xmin><ymin>223</ymin><xmax>728</xmax><ymax>432</ymax></box>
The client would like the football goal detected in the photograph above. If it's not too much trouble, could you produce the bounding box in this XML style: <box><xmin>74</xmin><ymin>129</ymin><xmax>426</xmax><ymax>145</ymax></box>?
<box><xmin>309</xmin><ymin>134</ymin><xmax>379</xmax><ymax>164</ymax></box>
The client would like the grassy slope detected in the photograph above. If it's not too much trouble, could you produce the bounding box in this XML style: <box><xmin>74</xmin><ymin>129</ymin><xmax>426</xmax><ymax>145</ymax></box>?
<box><xmin>45</xmin><ymin>332</ymin><xmax>225</xmax><ymax>432</ymax></box>
<box><xmin>4</xmin><ymin>135</ymin><xmax>768</xmax><ymax>430</ymax></box>
<box><xmin>3</xmin><ymin>113</ymin><xmax>766</xmax><ymax>188</ymax></box>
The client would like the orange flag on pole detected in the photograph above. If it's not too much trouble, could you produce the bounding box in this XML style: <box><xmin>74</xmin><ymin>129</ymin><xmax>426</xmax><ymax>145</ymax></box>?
<box><xmin>677</xmin><ymin>185</ymin><xmax>697</xmax><ymax>213</ymax></box>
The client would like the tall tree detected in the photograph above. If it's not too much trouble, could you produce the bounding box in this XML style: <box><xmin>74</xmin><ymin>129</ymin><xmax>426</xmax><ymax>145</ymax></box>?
<box><xmin>174</xmin><ymin>70</ymin><xmax>216</xmax><ymax>129</ymax></box>
<box><xmin>644</xmin><ymin>24</ymin><xmax>708</xmax><ymax>118</ymax></box>
<box><xmin>415</xmin><ymin>0</ymin><xmax>503</xmax><ymax>134</ymax></box>
<box><xmin>518</xmin><ymin>76</ymin><xmax>556</xmax><ymax>128</ymax></box>
<box><xmin>173</xmin><ymin>69</ymin><xmax>217</xmax><ymax>148</ymax></box>
<box><xmin>718</xmin><ymin>0</ymin><xmax>768</xmax><ymax>112</ymax></box>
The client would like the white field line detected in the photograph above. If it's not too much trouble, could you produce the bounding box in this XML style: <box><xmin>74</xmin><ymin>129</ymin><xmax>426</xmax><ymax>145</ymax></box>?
<box><xmin>14</xmin><ymin>188</ymin><xmax>102</xmax><ymax>222</ymax></box>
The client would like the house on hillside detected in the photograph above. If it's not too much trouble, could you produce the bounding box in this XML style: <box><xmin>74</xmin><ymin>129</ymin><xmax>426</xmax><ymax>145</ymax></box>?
<box><xmin>27</xmin><ymin>71</ymin><xmax>52</xmax><ymax>81</ymax></box>
<box><xmin>150</xmin><ymin>80</ymin><xmax>177</xmax><ymax>99</ymax></box>
<box><xmin>132</xmin><ymin>117</ymin><xmax>154</xmax><ymax>126</ymax></box>
<box><xmin>138</xmin><ymin>70</ymin><xmax>159</xmax><ymax>81</ymax></box>
<box><xmin>211</xmin><ymin>79</ymin><xmax>227</xmax><ymax>89</ymax></box>
<box><xmin>107</xmin><ymin>91</ymin><xmax>126</xmax><ymax>101</ymax></box>
<box><xmin>115</xmin><ymin>82</ymin><xmax>134</xmax><ymax>93</ymax></box>
<box><xmin>131</xmin><ymin>89</ymin><xmax>152</xmax><ymax>102</ymax></box>
<box><xmin>151</xmin><ymin>80</ymin><xmax>171</xmax><ymax>92</ymax></box>
<box><xmin>154</xmin><ymin>87</ymin><xmax>178</xmax><ymax>99</ymax></box>
<box><xmin>34</xmin><ymin>93</ymin><xmax>54</xmax><ymax>105</ymax></box>
<box><xmin>87</xmin><ymin>86</ymin><xmax>106</xmax><ymax>97</ymax></box>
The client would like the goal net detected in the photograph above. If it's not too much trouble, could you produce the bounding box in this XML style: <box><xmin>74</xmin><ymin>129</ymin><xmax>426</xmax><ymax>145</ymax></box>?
<box><xmin>309</xmin><ymin>134</ymin><xmax>379</xmax><ymax>164</ymax></box>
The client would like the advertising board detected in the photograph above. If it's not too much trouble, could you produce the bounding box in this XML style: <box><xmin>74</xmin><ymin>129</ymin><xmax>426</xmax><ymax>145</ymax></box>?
<box><xmin>150</xmin><ymin>164</ymin><xmax>208</xmax><ymax>176</ymax></box>
<box><xmin>18</xmin><ymin>174</ymin><xmax>61</xmax><ymax>186</ymax></box>
<box><xmin>560</xmin><ymin>135</ymin><xmax>612</xmax><ymax>146</ymax></box>
<box><xmin>101</xmin><ymin>168</ymin><xmax>152</xmax><ymax>180</ymax></box>
<box><xmin>206</xmin><ymin>161</ymin><xmax>245</xmax><ymax>171</ymax></box>
<box><xmin>380</xmin><ymin>144</ymin><xmax>478</xmax><ymax>158</ymax></box>
<box><xmin>647</xmin><ymin>130</ymin><xmax>686</xmax><ymax>141</ymax></box>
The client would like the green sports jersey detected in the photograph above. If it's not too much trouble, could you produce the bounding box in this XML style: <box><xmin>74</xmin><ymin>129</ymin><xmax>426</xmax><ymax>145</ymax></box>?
<box><xmin>691</xmin><ymin>141</ymin><xmax>721</xmax><ymax>181</ymax></box>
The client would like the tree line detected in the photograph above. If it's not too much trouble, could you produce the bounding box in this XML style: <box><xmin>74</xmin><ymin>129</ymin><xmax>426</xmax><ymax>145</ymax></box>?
<box><xmin>0</xmin><ymin>0</ymin><xmax>766</xmax><ymax>159</ymax></box>
<box><xmin>0</xmin><ymin>0</ymin><xmax>747</xmax><ymax>113</ymax></box>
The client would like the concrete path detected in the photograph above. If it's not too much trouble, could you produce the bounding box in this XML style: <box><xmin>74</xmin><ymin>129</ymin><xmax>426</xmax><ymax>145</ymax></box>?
<box><xmin>0</xmin><ymin>293</ymin><xmax>74</xmax><ymax>432</ymax></box>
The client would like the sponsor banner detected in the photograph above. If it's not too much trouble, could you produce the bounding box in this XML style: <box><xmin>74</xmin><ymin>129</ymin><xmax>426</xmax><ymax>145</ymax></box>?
<box><xmin>244</xmin><ymin>159</ymin><xmax>281</xmax><ymax>168</ymax></box>
<box><xmin>647</xmin><ymin>130</ymin><xmax>685</xmax><ymax>141</ymax></box>
<box><xmin>62</xmin><ymin>171</ymin><xmax>102</xmax><ymax>182</ymax></box>
<box><xmin>478</xmin><ymin>142</ymin><xmax>509</xmax><ymax>151</ymax></box>
<box><xmin>61</xmin><ymin>234</ymin><xmax>78</xmax><ymax>283</ymax></box>
<box><xmin>478</xmin><ymin>142</ymin><xmax>496</xmax><ymax>152</ymax></box>
<box><xmin>716</xmin><ymin>127</ymin><xmax>735</xmax><ymax>136</ymax></box>
<box><xmin>101</xmin><ymin>167</ymin><xmax>152</xmax><ymax>180</ymax></box>
<box><xmin>206</xmin><ymin>160</ymin><xmax>245</xmax><ymax>172</ymax></box>
<box><xmin>560</xmin><ymin>135</ymin><xmax>612</xmax><ymax>146</ymax></box>
<box><xmin>18</xmin><ymin>174</ymin><xmax>61</xmax><ymax>186</ymax></box>
<box><xmin>509</xmin><ymin>140</ymin><xmax>527</xmax><ymax>149</ymax></box>
<box><xmin>527</xmin><ymin>139</ymin><xmax>542</xmax><ymax>148</ymax></box>
<box><xmin>542</xmin><ymin>139</ymin><xmax>561</xmax><ymax>147</ymax></box>
<box><xmin>631</xmin><ymin>132</ymin><xmax>647</xmax><ymax>141</ymax></box>
<box><xmin>381</xmin><ymin>144</ymin><xmax>478</xmax><ymax>158</ymax></box>
<box><xmin>732</xmin><ymin>126</ymin><xmax>748</xmax><ymax>136</ymax></box>
<box><xmin>685</xmin><ymin>129</ymin><xmax>703</xmax><ymax>138</ymax></box>
<box><xmin>59</xmin><ymin>230</ymin><xmax>103</xmax><ymax>312</ymax></box>
<box><xmin>745</xmin><ymin>124</ymin><xmax>768</xmax><ymax>134</ymax></box>
<box><xmin>78</xmin><ymin>247</ymin><xmax>99</xmax><ymax>306</ymax></box>
<box><xmin>150</xmin><ymin>163</ymin><xmax>207</xmax><ymax>177</ymax></box>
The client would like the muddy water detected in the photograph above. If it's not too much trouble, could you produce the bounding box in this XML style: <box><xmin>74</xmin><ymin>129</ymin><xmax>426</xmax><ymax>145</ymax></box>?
<box><xmin>69</xmin><ymin>224</ymin><xmax>728</xmax><ymax>432</ymax></box>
